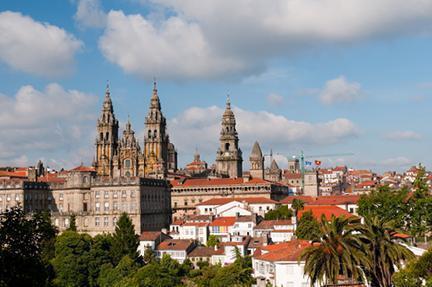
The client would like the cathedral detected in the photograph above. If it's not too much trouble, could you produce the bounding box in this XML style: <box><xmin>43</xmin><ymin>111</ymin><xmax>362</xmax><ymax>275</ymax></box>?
<box><xmin>94</xmin><ymin>82</ymin><xmax>177</xmax><ymax>178</ymax></box>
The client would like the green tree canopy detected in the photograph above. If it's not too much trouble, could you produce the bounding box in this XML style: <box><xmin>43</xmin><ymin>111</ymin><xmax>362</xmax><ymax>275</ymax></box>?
<box><xmin>206</xmin><ymin>235</ymin><xmax>220</xmax><ymax>247</ymax></box>
<box><xmin>111</xmin><ymin>212</ymin><xmax>140</xmax><ymax>265</ymax></box>
<box><xmin>264</xmin><ymin>205</ymin><xmax>293</xmax><ymax>220</ymax></box>
<box><xmin>295</xmin><ymin>210</ymin><xmax>322</xmax><ymax>241</ymax></box>
<box><xmin>51</xmin><ymin>230</ymin><xmax>92</xmax><ymax>287</ymax></box>
<box><xmin>0</xmin><ymin>207</ymin><xmax>57</xmax><ymax>287</ymax></box>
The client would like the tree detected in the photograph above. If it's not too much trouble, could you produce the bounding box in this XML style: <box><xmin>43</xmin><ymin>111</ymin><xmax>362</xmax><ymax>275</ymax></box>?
<box><xmin>301</xmin><ymin>215</ymin><xmax>367</xmax><ymax>286</ymax></box>
<box><xmin>359</xmin><ymin>216</ymin><xmax>415</xmax><ymax>287</ymax></box>
<box><xmin>51</xmin><ymin>230</ymin><xmax>92</xmax><ymax>287</ymax></box>
<box><xmin>393</xmin><ymin>248</ymin><xmax>432</xmax><ymax>286</ymax></box>
<box><xmin>358</xmin><ymin>186</ymin><xmax>409</xmax><ymax>229</ymax></box>
<box><xmin>67</xmin><ymin>214</ymin><xmax>77</xmax><ymax>232</ymax></box>
<box><xmin>111</xmin><ymin>212</ymin><xmax>140</xmax><ymax>265</ymax></box>
<box><xmin>88</xmin><ymin>234</ymin><xmax>113</xmax><ymax>287</ymax></box>
<box><xmin>206</xmin><ymin>235</ymin><xmax>220</xmax><ymax>247</ymax></box>
<box><xmin>295</xmin><ymin>210</ymin><xmax>322</xmax><ymax>241</ymax></box>
<box><xmin>291</xmin><ymin>199</ymin><xmax>305</xmax><ymax>219</ymax></box>
<box><xmin>97</xmin><ymin>255</ymin><xmax>138</xmax><ymax>287</ymax></box>
<box><xmin>264</xmin><ymin>205</ymin><xmax>293</xmax><ymax>220</ymax></box>
<box><xmin>0</xmin><ymin>207</ymin><xmax>57</xmax><ymax>287</ymax></box>
<box><xmin>143</xmin><ymin>247</ymin><xmax>156</xmax><ymax>264</ymax></box>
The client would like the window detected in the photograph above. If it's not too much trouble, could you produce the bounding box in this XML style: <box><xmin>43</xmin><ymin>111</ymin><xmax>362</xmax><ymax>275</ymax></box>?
<box><xmin>15</xmin><ymin>194</ymin><xmax>20</xmax><ymax>201</ymax></box>
<box><xmin>113</xmin><ymin>217</ymin><xmax>117</xmax><ymax>226</ymax></box>
<box><xmin>122</xmin><ymin>191</ymin><xmax>127</xmax><ymax>198</ymax></box>
<box><xmin>95</xmin><ymin>217</ymin><xmax>100</xmax><ymax>226</ymax></box>
<box><xmin>125</xmin><ymin>171</ymin><xmax>131</xmax><ymax>177</ymax></box>
<box><xmin>124</xmin><ymin>159</ymin><xmax>131</xmax><ymax>168</ymax></box>
<box><xmin>113</xmin><ymin>191</ymin><xmax>118</xmax><ymax>198</ymax></box>
<box><xmin>59</xmin><ymin>193</ymin><xmax>64</xmax><ymax>200</ymax></box>
<box><xmin>95</xmin><ymin>202</ymin><xmax>100</xmax><ymax>211</ymax></box>
<box><xmin>113</xmin><ymin>202</ymin><xmax>118</xmax><ymax>210</ymax></box>
<box><xmin>95</xmin><ymin>191</ymin><xmax>100</xmax><ymax>198</ymax></box>
<box><xmin>65</xmin><ymin>218</ymin><xmax>70</xmax><ymax>227</ymax></box>
<box><xmin>349</xmin><ymin>208</ymin><xmax>354</xmax><ymax>213</ymax></box>
<box><xmin>130</xmin><ymin>190</ymin><xmax>135</xmax><ymax>198</ymax></box>
<box><xmin>104</xmin><ymin>202</ymin><xmax>109</xmax><ymax>211</ymax></box>
<box><xmin>104</xmin><ymin>191</ymin><xmax>109</xmax><ymax>198</ymax></box>
<box><xmin>104</xmin><ymin>217</ymin><xmax>109</xmax><ymax>226</ymax></box>
<box><xmin>59</xmin><ymin>204</ymin><xmax>63</xmax><ymax>212</ymax></box>
<box><xmin>83</xmin><ymin>202</ymin><xmax>88</xmax><ymax>212</ymax></box>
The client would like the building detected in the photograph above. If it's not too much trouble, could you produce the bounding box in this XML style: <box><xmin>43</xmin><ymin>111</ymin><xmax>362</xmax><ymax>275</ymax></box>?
<box><xmin>185</xmin><ymin>150</ymin><xmax>208</xmax><ymax>176</ymax></box>
<box><xmin>155</xmin><ymin>239</ymin><xmax>196</xmax><ymax>263</ymax></box>
<box><xmin>196</xmin><ymin>197</ymin><xmax>278</xmax><ymax>217</ymax></box>
<box><xmin>215</xmin><ymin>96</ymin><xmax>243</xmax><ymax>178</ymax></box>
<box><xmin>249</xmin><ymin>141</ymin><xmax>264</xmax><ymax>179</ymax></box>
<box><xmin>138</xmin><ymin>231</ymin><xmax>171</xmax><ymax>255</ymax></box>
<box><xmin>0</xmin><ymin>164</ymin><xmax>172</xmax><ymax>236</ymax></box>
<box><xmin>94</xmin><ymin>82</ymin><xmax>177</xmax><ymax>179</ymax></box>
<box><xmin>170</xmin><ymin>177</ymin><xmax>290</xmax><ymax>220</ymax></box>
<box><xmin>253</xmin><ymin>240</ymin><xmax>315</xmax><ymax>287</ymax></box>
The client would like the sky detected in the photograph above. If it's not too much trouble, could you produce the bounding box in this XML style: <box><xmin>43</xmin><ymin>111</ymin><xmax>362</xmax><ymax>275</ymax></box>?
<box><xmin>0</xmin><ymin>0</ymin><xmax>431</xmax><ymax>173</ymax></box>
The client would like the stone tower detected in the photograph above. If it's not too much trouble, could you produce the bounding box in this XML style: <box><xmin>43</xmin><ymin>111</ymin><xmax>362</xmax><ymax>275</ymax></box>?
<box><xmin>95</xmin><ymin>84</ymin><xmax>119</xmax><ymax>176</ymax></box>
<box><xmin>265</xmin><ymin>159</ymin><xmax>282</xmax><ymax>182</ymax></box>
<box><xmin>143</xmin><ymin>81</ymin><xmax>175</xmax><ymax>177</ymax></box>
<box><xmin>113</xmin><ymin>119</ymin><xmax>144</xmax><ymax>177</ymax></box>
<box><xmin>215</xmin><ymin>96</ymin><xmax>243</xmax><ymax>178</ymax></box>
<box><xmin>249</xmin><ymin>141</ymin><xmax>264</xmax><ymax>179</ymax></box>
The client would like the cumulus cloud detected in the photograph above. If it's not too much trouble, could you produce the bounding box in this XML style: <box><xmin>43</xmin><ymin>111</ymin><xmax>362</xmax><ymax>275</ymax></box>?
<box><xmin>319</xmin><ymin>76</ymin><xmax>363</xmax><ymax>105</ymax></box>
<box><xmin>99</xmin><ymin>11</ymin><xmax>247</xmax><ymax>80</ymax></box>
<box><xmin>384</xmin><ymin>130</ymin><xmax>422</xmax><ymax>141</ymax></box>
<box><xmin>0</xmin><ymin>11</ymin><xmax>82</xmax><ymax>77</ymax></box>
<box><xmin>267</xmin><ymin>93</ymin><xmax>284</xmax><ymax>106</ymax></box>
<box><xmin>169</xmin><ymin>105</ymin><xmax>358</xmax><ymax>164</ymax></box>
<box><xmin>0</xmin><ymin>84</ymin><xmax>97</xmax><ymax>168</ymax></box>
<box><xmin>101</xmin><ymin>1</ymin><xmax>432</xmax><ymax>80</ymax></box>
<box><xmin>74</xmin><ymin>0</ymin><xmax>106</xmax><ymax>28</ymax></box>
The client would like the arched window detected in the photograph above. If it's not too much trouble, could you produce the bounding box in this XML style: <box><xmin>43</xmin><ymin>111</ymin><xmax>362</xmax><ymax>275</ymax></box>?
<box><xmin>225</xmin><ymin>143</ymin><xmax>230</xmax><ymax>151</ymax></box>
<box><xmin>100</xmin><ymin>133</ymin><xmax>103</xmax><ymax>140</ymax></box>
<box><xmin>125</xmin><ymin>171</ymin><xmax>131</xmax><ymax>177</ymax></box>
<box><xmin>107</xmin><ymin>115</ymin><xmax>110</xmax><ymax>122</ymax></box>
<box><xmin>154</xmin><ymin>129</ymin><xmax>157</xmax><ymax>138</ymax></box>
<box><xmin>148</xmin><ymin>130</ymin><xmax>151</xmax><ymax>138</ymax></box>
<box><xmin>226</xmin><ymin>127</ymin><xmax>229</xmax><ymax>132</ymax></box>
<box><xmin>124</xmin><ymin>159</ymin><xmax>131</xmax><ymax>168</ymax></box>
<box><xmin>105</xmin><ymin>132</ymin><xmax>109</xmax><ymax>140</ymax></box>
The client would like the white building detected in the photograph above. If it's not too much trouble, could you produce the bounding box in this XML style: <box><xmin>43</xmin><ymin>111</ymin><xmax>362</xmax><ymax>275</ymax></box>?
<box><xmin>155</xmin><ymin>239</ymin><xmax>196</xmax><ymax>263</ymax></box>
<box><xmin>253</xmin><ymin>240</ymin><xmax>316</xmax><ymax>287</ymax></box>
<box><xmin>196</xmin><ymin>197</ymin><xmax>277</xmax><ymax>217</ymax></box>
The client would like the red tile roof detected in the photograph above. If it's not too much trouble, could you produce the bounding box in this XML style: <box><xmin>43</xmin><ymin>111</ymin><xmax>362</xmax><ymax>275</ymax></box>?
<box><xmin>0</xmin><ymin>171</ymin><xmax>28</xmax><ymax>178</ymax></box>
<box><xmin>38</xmin><ymin>173</ymin><xmax>66</xmax><ymax>183</ymax></box>
<box><xmin>255</xmin><ymin>220</ymin><xmax>293</xmax><ymax>229</ymax></box>
<box><xmin>256</xmin><ymin>240</ymin><xmax>311</xmax><ymax>262</ymax></box>
<box><xmin>71</xmin><ymin>165</ymin><xmax>95</xmax><ymax>172</ymax></box>
<box><xmin>139</xmin><ymin>231</ymin><xmax>168</xmax><ymax>241</ymax></box>
<box><xmin>298</xmin><ymin>205</ymin><xmax>354</xmax><ymax>221</ymax></box>
<box><xmin>170</xmin><ymin>177</ymin><xmax>270</xmax><ymax>188</ymax></box>
<box><xmin>197</xmin><ymin>197</ymin><xmax>276</xmax><ymax>206</ymax></box>
<box><xmin>156</xmin><ymin>239</ymin><xmax>194</xmax><ymax>251</ymax></box>
<box><xmin>280</xmin><ymin>195</ymin><xmax>360</xmax><ymax>205</ymax></box>
<box><xmin>182</xmin><ymin>222</ymin><xmax>209</xmax><ymax>227</ymax></box>
<box><xmin>188</xmin><ymin>246</ymin><xmax>219</xmax><ymax>257</ymax></box>
<box><xmin>209</xmin><ymin>216</ymin><xmax>236</xmax><ymax>227</ymax></box>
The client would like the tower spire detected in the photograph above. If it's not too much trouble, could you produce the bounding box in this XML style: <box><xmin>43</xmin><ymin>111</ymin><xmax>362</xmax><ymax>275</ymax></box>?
<box><xmin>226</xmin><ymin>94</ymin><xmax>231</xmax><ymax>109</ymax></box>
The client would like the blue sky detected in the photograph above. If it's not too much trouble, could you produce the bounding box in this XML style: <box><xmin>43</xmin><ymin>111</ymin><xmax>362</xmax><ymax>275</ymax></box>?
<box><xmin>0</xmin><ymin>0</ymin><xmax>431</xmax><ymax>172</ymax></box>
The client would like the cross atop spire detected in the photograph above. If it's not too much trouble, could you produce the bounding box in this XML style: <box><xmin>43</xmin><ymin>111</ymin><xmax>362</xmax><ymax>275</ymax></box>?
<box><xmin>153</xmin><ymin>77</ymin><xmax>157</xmax><ymax>91</ymax></box>
<box><xmin>105</xmin><ymin>80</ymin><xmax>110</xmax><ymax>96</ymax></box>
<box><xmin>226</xmin><ymin>94</ymin><xmax>231</xmax><ymax>108</ymax></box>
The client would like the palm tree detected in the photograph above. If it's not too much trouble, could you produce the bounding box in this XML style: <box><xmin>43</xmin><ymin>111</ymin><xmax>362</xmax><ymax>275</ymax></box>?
<box><xmin>359</xmin><ymin>216</ymin><xmax>414</xmax><ymax>287</ymax></box>
<box><xmin>300</xmin><ymin>215</ymin><xmax>367</xmax><ymax>286</ymax></box>
<box><xmin>292</xmin><ymin>198</ymin><xmax>304</xmax><ymax>221</ymax></box>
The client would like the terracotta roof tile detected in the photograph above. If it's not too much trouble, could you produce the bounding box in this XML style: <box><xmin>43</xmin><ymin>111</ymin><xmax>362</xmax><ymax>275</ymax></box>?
<box><xmin>255</xmin><ymin>220</ymin><xmax>293</xmax><ymax>229</ymax></box>
<box><xmin>156</xmin><ymin>239</ymin><xmax>194</xmax><ymax>251</ymax></box>
<box><xmin>298</xmin><ymin>205</ymin><xmax>354</xmax><ymax>221</ymax></box>
<box><xmin>209</xmin><ymin>217</ymin><xmax>236</xmax><ymax>227</ymax></box>
<box><xmin>188</xmin><ymin>246</ymin><xmax>219</xmax><ymax>257</ymax></box>
<box><xmin>256</xmin><ymin>240</ymin><xmax>311</xmax><ymax>262</ymax></box>
<box><xmin>139</xmin><ymin>231</ymin><xmax>169</xmax><ymax>241</ymax></box>
<box><xmin>197</xmin><ymin>197</ymin><xmax>276</xmax><ymax>206</ymax></box>
<box><xmin>170</xmin><ymin>177</ymin><xmax>270</xmax><ymax>188</ymax></box>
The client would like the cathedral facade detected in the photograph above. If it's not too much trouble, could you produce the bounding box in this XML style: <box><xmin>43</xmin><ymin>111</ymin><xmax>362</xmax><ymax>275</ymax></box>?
<box><xmin>94</xmin><ymin>82</ymin><xmax>177</xmax><ymax>178</ymax></box>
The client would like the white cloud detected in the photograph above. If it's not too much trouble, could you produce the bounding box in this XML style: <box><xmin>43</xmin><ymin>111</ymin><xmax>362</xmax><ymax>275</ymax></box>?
<box><xmin>381</xmin><ymin>156</ymin><xmax>413</xmax><ymax>167</ymax></box>
<box><xmin>105</xmin><ymin>0</ymin><xmax>432</xmax><ymax>80</ymax></box>
<box><xmin>169</xmin><ymin>105</ymin><xmax>358</xmax><ymax>164</ymax></box>
<box><xmin>319</xmin><ymin>76</ymin><xmax>363</xmax><ymax>105</ymax></box>
<box><xmin>74</xmin><ymin>0</ymin><xmax>106</xmax><ymax>28</ymax></box>
<box><xmin>99</xmin><ymin>11</ymin><xmax>247</xmax><ymax>80</ymax></box>
<box><xmin>384</xmin><ymin>130</ymin><xmax>422</xmax><ymax>141</ymax></box>
<box><xmin>267</xmin><ymin>93</ymin><xmax>284</xmax><ymax>106</ymax></box>
<box><xmin>0</xmin><ymin>11</ymin><xmax>83</xmax><ymax>77</ymax></box>
<box><xmin>0</xmin><ymin>84</ymin><xmax>97</xmax><ymax>169</ymax></box>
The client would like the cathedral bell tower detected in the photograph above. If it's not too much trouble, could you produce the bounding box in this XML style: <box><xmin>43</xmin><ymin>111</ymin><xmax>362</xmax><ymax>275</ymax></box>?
<box><xmin>143</xmin><ymin>81</ymin><xmax>170</xmax><ymax>177</ymax></box>
<box><xmin>95</xmin><ymin>84</ymin><xmax>119</xmax><ymax>176</ymax></box>
<box><xmin>215</xmin><ymin>96</ymin><xmax>243</xmax><ymax>178</ymax></box>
